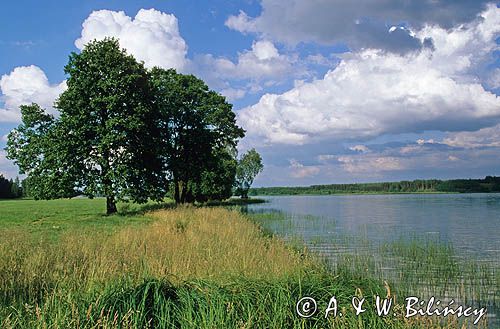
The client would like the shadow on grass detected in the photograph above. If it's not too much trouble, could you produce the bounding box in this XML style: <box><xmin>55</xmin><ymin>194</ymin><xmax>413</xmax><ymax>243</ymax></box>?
<box><xmin>95</xmin><ymin>279</ymin><xmax>180</xmax><ymax>328</ymax></box>
<box><xmin>202</xmin><ymin>198</ymin><xmax>266</xmax><ymax>207</ymax></box>
<box><xmin>118</xmin><ymin>201</ymin><xmax>177</xmax><ymax>216</ymax></box>
<box><xmin>89</xmin><ymin>273</ymin><xmax>397</xmax><ymax>329</ymax></box>
<box><xmin>116</xmin><ymin>198</ymin><xmax>265</xmax><ymax>217</ymax></box>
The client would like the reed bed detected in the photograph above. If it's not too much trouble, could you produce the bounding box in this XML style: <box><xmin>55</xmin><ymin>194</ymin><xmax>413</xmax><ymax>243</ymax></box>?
<box><xmin>250</xmin><ymin>211</ymin><xmax>497</xmax><ymax>328</ymax></box>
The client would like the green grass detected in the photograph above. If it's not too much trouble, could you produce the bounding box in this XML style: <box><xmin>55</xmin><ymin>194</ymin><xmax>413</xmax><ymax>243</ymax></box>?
<box><xmin>0</xmin><ymin>198</ymin><xmax>475</xmax><ymax>328</ymax></box>
<box><xmin>0</xmin><ymin>198</ymin><xmax>173</xmax><ymax>241</ymax></box>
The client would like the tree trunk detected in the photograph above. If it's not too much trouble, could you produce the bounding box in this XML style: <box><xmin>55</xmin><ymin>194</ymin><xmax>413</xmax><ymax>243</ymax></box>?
<box><xmin>174</xmin><ymin>177</ymin><xmax>180</xmax><ymax>204</ymax></box>
<box><xmin>106</xmin><ymin>196</ymin><xmax>117</xmax><ymax>215</ymax></box>
<box><xmin>185</xmin><ymin>187</ymin><xmax>194</xmax><ymax>204</ymax></box>
<box><xmin>179</xmin><ymin>181</ymin><xmax>187</xmax><ymax>204</ymax></box>
<box><xmin>241</xmin><ymin>188</ymin><xmax>249</xmax><ymax>199</ymax></box>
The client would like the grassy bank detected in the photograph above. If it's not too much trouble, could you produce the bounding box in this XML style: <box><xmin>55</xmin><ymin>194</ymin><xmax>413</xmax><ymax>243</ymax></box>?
<box><xmin>0</xmin><ymin>199</ymin><xmax>471</xmax><ymax>328</ymax></box>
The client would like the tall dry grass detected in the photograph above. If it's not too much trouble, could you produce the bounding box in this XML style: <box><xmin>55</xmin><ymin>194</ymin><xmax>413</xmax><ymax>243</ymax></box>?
<box><xmin>0</xmin><ymin>206</ymin><xmax>474</xmax><ymax>328</ymax></box>
<box><xmin>0</xmin><ymin>207</ymin><xmax>315</xmax><ymax>301</ymax></box>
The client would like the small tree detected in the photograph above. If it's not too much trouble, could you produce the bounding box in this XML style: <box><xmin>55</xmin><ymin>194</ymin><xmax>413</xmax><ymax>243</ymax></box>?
<box><xmin>10</xmin><ymin>177</ymin><xmax>21</xmax><ymax>198</ymax></box>
<box><xmin>234</xmin><ymin>149</ymin><xmax>263</xmax><ymax>199</ymax></box>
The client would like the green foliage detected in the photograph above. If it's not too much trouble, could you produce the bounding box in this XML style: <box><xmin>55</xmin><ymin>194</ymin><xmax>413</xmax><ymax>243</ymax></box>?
<box><xmin>57</xmin><ymin>38</ymin><xmax>165</xmax><ymax>213</ymax></box>
<box><xmin>234</xmin><ymin>148</ymin><xmax>263</xmax><ymax>198</ymax></box>
<box><xmin>150</xmin><ymin>67</ymin><xmax>244</xmax><ymax>204</ymax></box>
<box><xmin>435</xmin><ymin>176</ymin><xmax>500</xmax><ymax>193</ymax></box>
<box><xmin>0</xmin><ymin>175</ymin><xmax>22</xmax><ymax>199</ymax></box>
<box><xmin>250</xmin><ymin>176</ymin><xmax>500</xmax><ymax>195</ymax></box>
<box><xmin>7</xmin><ymin>39</ymin><xmax>165</xmax><ymax>213</ymax></box>
<box><xmin>195</xmin><ymin>148</ymin><xmax>238</xmax><ymax>202</ymax></box>
<box><xmin>6</xmin><ymin>39</ymin><xmax>246</xmax><ymax>211</ymax></box>
<box><xmin>6</xmin><ymin>104</ymin><xmax>77</xmax><ymax>199</ymax></box>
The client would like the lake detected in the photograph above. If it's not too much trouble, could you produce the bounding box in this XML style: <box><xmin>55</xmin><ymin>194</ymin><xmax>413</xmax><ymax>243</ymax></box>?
<box><xmin>247</xmin><ymin>193</ymin><xmax>500</xmax><ymax>327</ymax></box>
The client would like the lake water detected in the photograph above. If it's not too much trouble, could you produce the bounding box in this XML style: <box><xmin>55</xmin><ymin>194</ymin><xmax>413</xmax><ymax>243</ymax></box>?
<box><xmin>247</xmin><ymin>193</ymin><xmax>500</xmax><ymax>327</ymax></box>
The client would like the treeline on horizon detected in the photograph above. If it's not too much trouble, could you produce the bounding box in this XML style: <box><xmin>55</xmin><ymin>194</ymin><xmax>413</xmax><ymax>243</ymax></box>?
<box><xmin>249</xmin><ymin>176</ymin><xmax>500</xmax><ymax>195</ymax></box>
<box><xmin>0</xmin><ymin>175</ymin><xmax>22</xmax><ymax>199</ymax></box>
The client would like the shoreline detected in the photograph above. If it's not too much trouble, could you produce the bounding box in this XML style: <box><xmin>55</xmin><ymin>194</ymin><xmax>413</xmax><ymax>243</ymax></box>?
<box><xmin>250</xmin><ymin>191</ymin><xmax>462</xmax><ymax>196</ymax></box>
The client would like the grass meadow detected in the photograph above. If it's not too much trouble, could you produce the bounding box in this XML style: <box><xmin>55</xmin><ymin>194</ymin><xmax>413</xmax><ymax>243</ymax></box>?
<box><xmin>0</xmin><ymin>198</ymin><xmax>486</xmax><ymax>328</ymax></box>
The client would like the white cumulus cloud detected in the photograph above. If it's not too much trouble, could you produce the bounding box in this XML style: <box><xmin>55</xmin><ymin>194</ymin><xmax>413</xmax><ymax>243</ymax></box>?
<box><xmin>0</xmin><ymin>65</ymin><xmax>66</xmax><ymax>122</ymax></box>
<box><xmin>75</xmin><ymin>9</ymin><xmax>188</xmax><ymax>70</ymax></box>
<box><xmin>0</xmin><ymin>9</ymin><xmax>188</xmax><ymax>124</ymax></box>
<box><xmin>194</xmin><ymin>40</ymin><xmax>300</xmax><ymax>82</ymax></box>
<box><xmin>238</xmin><ymin>5</ymin><xmax>500</xmax><ymax>145</ymax></box>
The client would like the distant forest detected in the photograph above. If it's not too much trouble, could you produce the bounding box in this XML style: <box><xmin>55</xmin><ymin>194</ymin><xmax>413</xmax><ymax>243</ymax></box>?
<box><xmin>249</xmin><ymin>176</ymin><xmax>500</xmax><ymax>195</ymax></box>
<box><xmin>0</xmin><ymin>175</ymin><xmax>22</xmax><ymax>199</ymax></box>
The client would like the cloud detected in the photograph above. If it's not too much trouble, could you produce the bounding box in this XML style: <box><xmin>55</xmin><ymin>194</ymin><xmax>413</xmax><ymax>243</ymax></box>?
<box><xmin>238</xmin><ymin>5</ymin><xmax>500</xmax><ymax>145</ymax></box>
<box><xmin>289</xmin><ymin>159</ymin><xmax>320</xmax><ymax>178</ymax></box>
<box><xmin>349</xmin><ymin>145</ymin><xmax>370</xmax><ymax>153</ymax></box>
<box><xmin>0</xmin><ymin>65</ymin><xmax>66</xmax><ymax>122</ymax></box>
<box><xmin>225</xmin><ymin>10</ymin><xmax>258</xmax><ymax>34</ymax></box>
<box><xmin>226</xmin><ymin>0</ymin><xmax>491</xmax><ymax>52</ymax></box>
<box><xmin>306</xmin><ymin>54</ymin><xmax>337</xmax><ymax>67</ymax></box>
<box><xmin>0</xmin><ymin>150</ymin><xmax>20</xmax><ymax>179</ymax></box>
<box><xmin>12</xmin><ymin>40</ymin><xmax>38</xmax><ymax>49</ymax></box>
<box><xmin>220</xmin><ymin>88</ymin><xmax>246</xmax><ymax>101</ymax></box>
<box><xmin>443</xmin><ymin>124</ymin><xmax>500</xmax><ymax>148</ymax></box>
<box><xmin>0</xmin><ymin>109</ymin><xmax>21</xmax><ymax>123</ymax></box>
<box><xmin>487</xmin><ymin>68</ymin><xmax>500</xmax><ymax>89</ymax></box>
<box><xmin>317</xmin><ymin>154</ymin><xmax>336</xmax><ymax>162</ymax></box>
<box><xmin>255</xmin><ymin>135</ymin><xmax>500</xmax><ymax>185</ymax></box>
<box><xmin>416</xmin><ymin>139</ymin><xmax>435</xmax><ymax>145</ymax></box>
<box><xmin>0</xmin><ymin>9</ymin><xmax>188</xmax><ymax>124</ymax></box>
<box><xmin>400</xmin><ymin>145</ymin><xmax>424</xmax><ymax>155</ymax></box>
<box><xmin>193</xmin><ymin>40</ymin><xmax>302</xmax><ymax>84</ymax></box>
<box><xmin>399</xmin><ymin>139</ymin><xmax>438</xmax><ymax>154</ymax></box>
<box><xmin>338</xmin><ymin>155</ymin><xmax>403</xmax><ymax>174</ymax></box>
<box><xmin>341</xmin><ymin>139</ymin><xmax>500</xmax><ymax>176</ymax></box>
<box><xmin>76</xmin><ymin>9</ymin><xmax>188</xmax><ymax>70</ymax></box>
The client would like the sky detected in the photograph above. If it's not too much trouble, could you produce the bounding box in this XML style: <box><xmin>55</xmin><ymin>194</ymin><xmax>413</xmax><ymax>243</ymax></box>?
<box><xmin>1</xmin><ymin>0</ymin><xmax>500</xmax><ymax>187</ymax></box>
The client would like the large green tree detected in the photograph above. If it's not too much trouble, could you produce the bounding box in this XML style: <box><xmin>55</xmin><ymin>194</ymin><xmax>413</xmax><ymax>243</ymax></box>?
<box><xmin>7</xmin><ymin>38</ymin><xmax>164</xmax><ymax>214</ymax></box>
<box><xmin>150</xmin><ymin>68</ymin><xmax>244</xmax><ymax>203</ymax></box>
<box><xmin>234</xmin><ymin>148</ymin><xmax>264</xmax><ymax>199</ymax></box>
<box><xmin>7</xmin><ymin>39</ymin><xmax>246</xmax><ymax>210</ymax></box>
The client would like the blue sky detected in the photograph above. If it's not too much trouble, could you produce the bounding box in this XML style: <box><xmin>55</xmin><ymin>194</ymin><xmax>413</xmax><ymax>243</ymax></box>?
<box><xmin>1</xmin><ymin>0</ymin><xmax>500</xmax><ymax>186</ymax></box>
